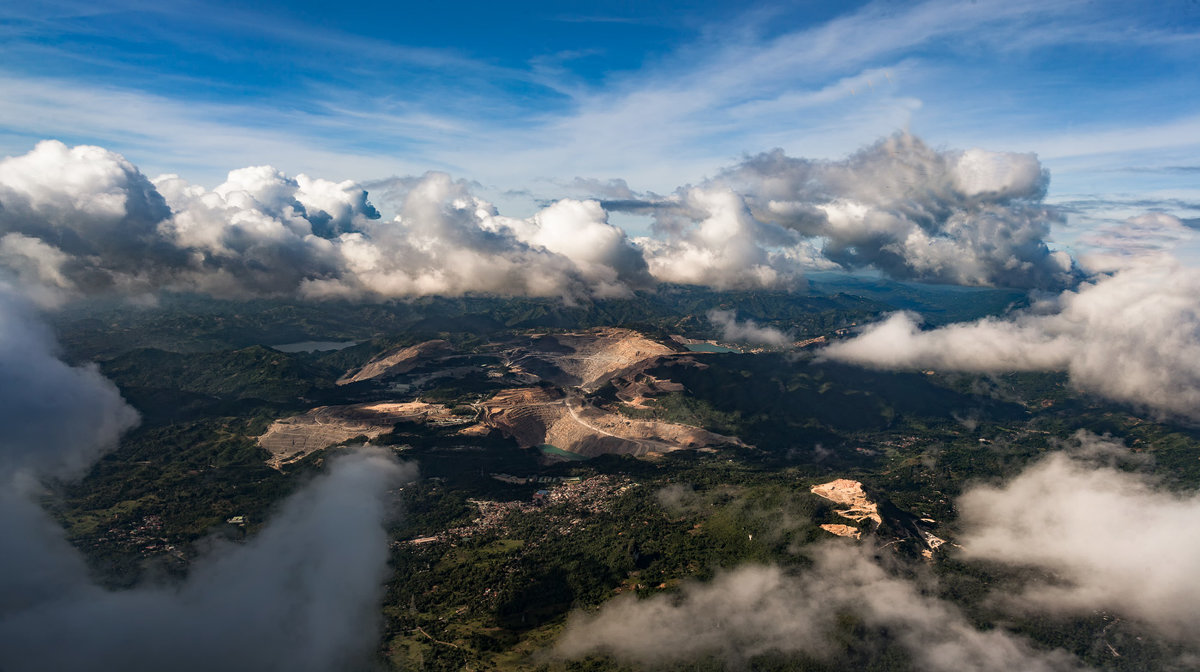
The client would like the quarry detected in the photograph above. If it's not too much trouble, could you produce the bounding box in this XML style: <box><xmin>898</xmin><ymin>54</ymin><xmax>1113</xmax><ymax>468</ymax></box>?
<box><xmin>810</xmin><ymin>478</ymin><xmax>883</xmax><ymax>540</ymax></box>
<box><xmin>337</xmin><ymin>339</ymin><xmax>455</xmax><ymax>385</ymax></box>
<box><xmin>259</xmin><ymin>328</ymin><xmax>741</xmax><ymax>466</ymax></box>
<box><xmin>258</xmin><ymin>401</ymin><xmax>463</xmax><ymax>469</ymax></box>
<box><xmin>476</xmin><ymin>387</ymin><xmax>737</xmax><ymax>458</ymax></box>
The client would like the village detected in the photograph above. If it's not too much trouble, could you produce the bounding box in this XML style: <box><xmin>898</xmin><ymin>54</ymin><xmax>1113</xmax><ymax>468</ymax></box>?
<box><xmin>399</xmin><ymin>474</ymin><xmax>637</xmax><ymax>548</ymax></box>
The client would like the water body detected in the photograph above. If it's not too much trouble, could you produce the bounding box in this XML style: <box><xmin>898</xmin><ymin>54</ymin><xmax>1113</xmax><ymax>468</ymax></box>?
<box><xmin>270</xmin><ymin>340</ymin><xmax>359</xmax><ymax>353</ymax></box>
<box><xmin>539</xmin><ymin>444</ymin><xmax>588</xmax><ymax>461</ymax></box>
<box><xmin>685</xmin><ymin>343</ymin><xmax>742</xmax><ymax>354</ymax></box>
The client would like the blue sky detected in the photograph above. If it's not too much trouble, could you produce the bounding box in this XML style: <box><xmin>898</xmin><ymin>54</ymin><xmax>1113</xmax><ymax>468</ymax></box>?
<box><xmin>2</xmin><ymin>0</ymin><xmax>1199</xmax><ymax>234</ymax></box>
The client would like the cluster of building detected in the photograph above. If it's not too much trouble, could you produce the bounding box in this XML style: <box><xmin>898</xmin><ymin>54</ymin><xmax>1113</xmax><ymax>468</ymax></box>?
<box><xmin>400</xmin><ymin>475</ymin><xmax>636</xmax><ymax>548</ymax></box>
<box><xmin>489</xmin><ymin>473</ymin><xmax>582</xmax><ymax>486</ymax></box>
<box><xmin>91</xmin><ymin>514</ymin><xmax>181</xmax><ymax>559</ymax></box>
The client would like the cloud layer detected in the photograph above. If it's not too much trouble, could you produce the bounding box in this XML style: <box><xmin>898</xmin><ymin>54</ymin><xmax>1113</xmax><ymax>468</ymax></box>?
<box><xmin>823</xmin><ymin>261</ymin><xmax>1200</xmax><ymax>419</ymax></box>
<box><xmin>0</xmin><ymin>285</ymin><xmax>414</xmax><ymax>671</ymax></box>
<box><xmin>958</xmin><ymin>432</ymin><xmax>1200</xmax><ymax>641</ymax></box>
<box><xmin>0</xmin><ymin>141</ymin><xmax>652</xmax><ymax>303</ymax></box>
<box><xmin>716</xmin><ymin>134</ymin><xmax>1077</xmax><ymax>288</ymax></box>
<box><xmin>0</xmin><ymin>135</ymin><xmax>1084</xmax><ymax>304</ymax></box>
<box><xmin>555</xmin><ymin>543</ymin><xmax>1078</xmax><ymax>671</ymax></box>
<box><xmin>707</xmin><ymin>309</ymin><xmax>792</xmax><ymax>346</ymax></box>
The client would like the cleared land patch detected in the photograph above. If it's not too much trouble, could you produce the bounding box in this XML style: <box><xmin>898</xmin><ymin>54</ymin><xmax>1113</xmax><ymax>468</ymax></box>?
<box><xmin>476</xmin><ymin>387</ymin><xmax>737</xmax><ymax>459</ymax></box>
<box><xmin>258</xmin><ymin>401</ymin><xmax>458</xmax><ymax>468</ymax></box>
<box><xmin>506</xmin><ymin>328</ymin><xmax>677</xmax><ymax>390</ymax></box>
<box><xmin>337</xmin><ymin>339</ymin><xmax>453</xmax><ymax>385</ymax></box>
<box><xmin>810</xmin><ymin>478</ymin><xmax>883</xmax><ymax>527</ymax></box>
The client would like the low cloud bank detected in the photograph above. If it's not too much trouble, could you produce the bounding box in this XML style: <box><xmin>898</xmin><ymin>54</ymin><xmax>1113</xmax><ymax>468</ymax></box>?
<box><xmin>555</xmin><ymin>543</ymin><xmax>1078</xmax><ymax>671</ymax></box>
<box><xmin>0</xmin><ymin>134</ymin><xmax>1087</xmax><ymax>305</ymax></box>
<box><xmin>0</xmin><ymin>287</ymin><xmax>413</xmax><ymax>671</ymax></box>
<box><xmin>558</xmin><ymin>432</ymin><xmax>1200</xmax><ymax>667</ymax></box>
<box><xmin>707</xmin><ymin>309</ymin><xmax>791</xmax><ymax>346</ymax></box>
<box><xmin>0</xmin><ymin>287</ymin><xmax>139</xmax><ymax>480</ymax></box>
<box><xmin>822</xmin><ymin>262</ymin><xmax>1200</xmax><ymax>420</ymax></box>
<box><xmin>958</xmin><ymin>432</ymin><xmax>1200</xmax><ymax>641</ymax></box>
<box><xmin>0</xmin><ymin>451</ymin><xmax>410</xmax><ymax>672</ymax></box>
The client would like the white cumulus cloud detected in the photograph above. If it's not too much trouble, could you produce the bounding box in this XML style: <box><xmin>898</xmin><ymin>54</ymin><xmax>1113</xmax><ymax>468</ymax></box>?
<box><xmin>957</xmin><ymin>432</ymin><xmax>1200</xmax><ymax>642</ymax></box>
<box><xmin>0</xmin><ymin>143</ymin><xmax>653</xmax><ymax>302</ymax></box>
<box><xmin>822</xmin><ymin>261</ymin><xmax>1200</xmax><ymax>419</ymax></box>
<box><xmin>0</xmin><ymin>134</ymin><xmax>1099</xmax><ymax>301</ymax></box>
<box><xmin>555</xmin><ymin>543</ymin><xmax>1079</xmax><ymax>671</ymax></box>
<box><xmin>707</xmin><ymin>309</ymin><xmax>792</xmax><ymax>346</ymax></box>
<box><xmin>718</xmin><ymin>133</ymin><xmax>1076</xmax><ymax>288</ymax></box>
<box><xmin>637</xmin><ymin>186</ymin><xmax>804</xmax><ymax>289</ymax></box>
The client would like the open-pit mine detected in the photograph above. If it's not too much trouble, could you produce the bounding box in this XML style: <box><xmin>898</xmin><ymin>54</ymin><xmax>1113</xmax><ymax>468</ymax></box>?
<box><xmin>258</xmin><ymin>327</ymin><xmax>743</xmax><ymax>466</ymax></box>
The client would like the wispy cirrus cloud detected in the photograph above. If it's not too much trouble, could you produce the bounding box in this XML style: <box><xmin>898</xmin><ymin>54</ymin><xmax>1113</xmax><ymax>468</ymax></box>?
<box><xmin>2</xmin><ymin>0</ymin><xmax>1197</xmax><ymax>209</ymax></box>
<box><xmin>0</xmin><ymin>75</ymin><xmax>429</xmax><ymax>184</ymax></box>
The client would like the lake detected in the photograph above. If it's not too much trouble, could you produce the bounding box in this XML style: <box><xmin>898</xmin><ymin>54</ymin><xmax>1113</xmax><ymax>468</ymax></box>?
<box><xmin>270</xmin><ymin>340</ymin><xmax>360</xmax><ymax>353</ymax></box>
<box><xmin>685</xmin><ymin>342</ymin><xmax>741</xmax><ymax>354</ymax></box>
